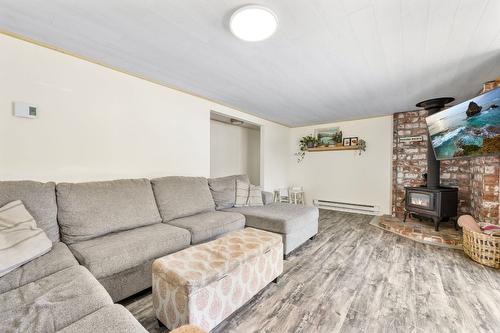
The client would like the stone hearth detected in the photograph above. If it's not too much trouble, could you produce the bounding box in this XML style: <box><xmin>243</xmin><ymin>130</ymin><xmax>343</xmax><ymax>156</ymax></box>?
<box><xmin>371</xmin><ymin>215</ymin><xmax>462</xmax><ymax>249</ymax></box>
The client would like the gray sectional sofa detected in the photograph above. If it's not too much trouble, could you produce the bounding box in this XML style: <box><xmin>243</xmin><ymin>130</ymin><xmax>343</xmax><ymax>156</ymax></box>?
<box><xmin>0</xmin><ymin>174</ymin><xmax>318</xmax><ymax>332</ymax></box>
<box><xmin>0</xmin><ymin>181</ymin><xmax>147</xmax><ymax>333</ymax></box>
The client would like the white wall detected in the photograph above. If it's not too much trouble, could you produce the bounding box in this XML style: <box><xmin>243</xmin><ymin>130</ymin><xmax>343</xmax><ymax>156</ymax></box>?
<box><xmin>207</xmin><ymin>108</ymin><xmax>290</xmax><ymax>192</ymax></box>
<box><xmin>246</xmin><ymin>128</ymin><xmax>260</xmax><ymax>184</ymax></box>
<box><xmin>289</xmin><ymin>116</ymin><xmax>393</xmax><ymax>214</ymax></box>
<box><xmin>0</xmin><ymin>34</ymin><xmax>289</xmax><ymax>191</ymax></box>
<box><xmin>210</xmin><ymin>120</ymin><xmax>260</xmax><ymax>184</ymax></box>
<box><xmin>0</xmin><ymin>33</ymin><xmax>394</xmax><ymax>207</ymax></box>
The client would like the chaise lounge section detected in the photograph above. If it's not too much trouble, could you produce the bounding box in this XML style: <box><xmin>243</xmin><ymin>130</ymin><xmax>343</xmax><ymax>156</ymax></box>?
<box><xmin>224</xmin><ymin>202</ymin><xmax>319</xmax><ymax>257</ymax></box>
<box><xmin>209</xmin><ymin>175</ymin><xmax>319</xmax><ymax>257</ymax></box>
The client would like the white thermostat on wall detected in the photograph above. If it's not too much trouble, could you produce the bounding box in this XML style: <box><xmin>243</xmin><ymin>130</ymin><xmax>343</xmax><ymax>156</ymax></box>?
<box><xmin>13</xmin><ymin>101</ymin><xmax>38</xmax><ymax>119</ymax></box>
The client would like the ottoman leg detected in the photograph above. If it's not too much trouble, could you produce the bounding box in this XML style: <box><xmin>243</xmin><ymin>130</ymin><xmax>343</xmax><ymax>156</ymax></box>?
<box><xmin>309</xmin><ymin>235</ymin><xmax>316</xmax><ymax>241</ymax></box>
<box><xmin>157</xmin><ymin>319</ymin><xmax>165</xmax><ymax>328</ymax></box>
<box><xmin>273</xmin><ymin>276</ymin><xmax>279</xmax><ymax>284</ymax></box>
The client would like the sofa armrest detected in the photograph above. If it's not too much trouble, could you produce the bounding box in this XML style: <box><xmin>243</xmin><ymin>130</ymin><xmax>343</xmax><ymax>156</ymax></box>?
<box><xmin>261</xmin><ymin>191</ymin><xmax>274</xmax><ymax>205</ymax></box>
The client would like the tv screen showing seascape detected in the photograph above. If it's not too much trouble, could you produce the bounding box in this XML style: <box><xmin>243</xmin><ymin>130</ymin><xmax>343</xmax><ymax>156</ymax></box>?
<box><xmin>426</xmin><ymin>87</ymin><xmax>500</xmax><ymax>160</ymax></box>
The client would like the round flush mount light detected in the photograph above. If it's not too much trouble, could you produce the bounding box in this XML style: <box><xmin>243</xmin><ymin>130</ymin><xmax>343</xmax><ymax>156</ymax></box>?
<box><xmin>229</xmin><ymin>5</ymin><xmax>278</xmax><ymax>42</ymax></box>
<box><xmin>230</xmin><ymin>118</ymin><xmax>244</xmax><ymax>125</ymax></box>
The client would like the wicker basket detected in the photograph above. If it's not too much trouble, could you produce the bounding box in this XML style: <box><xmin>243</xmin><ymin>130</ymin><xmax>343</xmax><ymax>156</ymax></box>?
<box><xmin>462</xmin><ymin>228</ymin><xmax>500</xmax><ymax>269</ymax></box>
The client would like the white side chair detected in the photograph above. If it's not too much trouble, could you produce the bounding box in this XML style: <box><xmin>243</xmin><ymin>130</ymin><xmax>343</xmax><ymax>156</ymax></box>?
<box><xmin>274</xmin><ymin>188</ymin><xmax>290</xmax><ymax>203</ymax></box>
<box><xmin>289</xmin><ymin>186</ymin><xmax>305</xmax><ymax>205</ymax></box>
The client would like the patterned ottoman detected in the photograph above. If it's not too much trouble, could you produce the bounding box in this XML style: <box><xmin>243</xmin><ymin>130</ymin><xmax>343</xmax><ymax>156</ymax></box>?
<box><xmin>152</xmin><ymin>227</ymin><xmax>283</xmax><ymax>331</ymax></box>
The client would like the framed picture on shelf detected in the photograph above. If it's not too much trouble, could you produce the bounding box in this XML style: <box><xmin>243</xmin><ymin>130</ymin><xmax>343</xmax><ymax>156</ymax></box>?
<box><xmin>314</xmin><ymin>127</ymin><xmax>341</xmax><ymax>146</ymax></box>
<box><xmin>343</xmin><ymin>138</ymin><xmax>351</xmax><ymax>146</ymax></box>
<box><xmin>350</xmin><ymin>137</ymin><xmax>358</xmax><ymax>146</ymax></box>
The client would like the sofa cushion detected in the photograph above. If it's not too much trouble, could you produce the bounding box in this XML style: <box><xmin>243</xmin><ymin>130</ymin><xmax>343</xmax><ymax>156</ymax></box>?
<box><xmin>0</xmin><ymin>266</ymin><xmax>112</xmax><ymax>333</ymax></box>
<box><xmin>261</xmin><ymin>191</ymin><xmax>274</xmax><ymax>205</ymax></box>
<box><xmin>57</xmin><ymin>304</ymin><xmax>147</xmax><ymax>333</ymax></box>
<box><xmin>248</xmin><ymin>184</ymin><xmax>264</xmax><ymax>206</ymax></box>
<box><xmin>0</xmin><ymin>242</ymin><xmax>78</xmax><ymax>294</ymax></box>
<box><xmin>151</xmin><ymin>176</ymin><xmax>215</xmax><ymax>222</ymax></box>
<box><xmin>0</xmin><ymin>200</ymin><xmax>53</xmax><ymax>277</ymax></box>
<box><xmin>234</xmin><ymin>179</ymin><xmax>250</xmax><ymax>207</ymax></box>
<box><xmin>224</xmin><ymin>203</ymin><xmax>319</xmax><ymax>234</ymax></box>
<box><xmin>168</xmin><ymin>211</ymin><xmax>245</xmax><ymax>244</ymax></box>
<box><xmin>57</xmin><ymin>179</ymin><xmax>162</xmax><ymax>244</ymax></box>
<box><xmin>208</xmin><ymin>175</ymin><xmax>249</xmax><ymax>209</ymax></box>
<box><xmin>0</xmin><ymin>180</ymin><xmax>59</xmax><ymax>242</ymax></box>
<box><xmin>98</xmin><ymin>260</ymin><xmax>154</xmax><ymax>302</ymax></box>
<box><xmin>68</xmin><ymin>223</ymin><xmax>191</xmax><ymax>279</ymax></box>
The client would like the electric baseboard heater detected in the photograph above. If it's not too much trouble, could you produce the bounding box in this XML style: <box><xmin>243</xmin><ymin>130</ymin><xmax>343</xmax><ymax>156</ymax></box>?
<box><xmin>314</xmin><ymin>199</ymin><xmax>380</xmax><ymax>215</ymax></box>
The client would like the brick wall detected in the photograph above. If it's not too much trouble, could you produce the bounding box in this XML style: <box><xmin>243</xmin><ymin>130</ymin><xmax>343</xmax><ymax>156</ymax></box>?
<box><xmin>392</xmin><ymin>111</ymin><xmax>499</xmax><ymax>224</ymax></box>
<box><xmin>392</xmin><ymin>111</ymin><xmax>428</xmax><ymax>217</ymax></box>
<box><xmin>470</xmin><ymin>156</ymin><xmax>500</xmax><ymax>223</ymax></box>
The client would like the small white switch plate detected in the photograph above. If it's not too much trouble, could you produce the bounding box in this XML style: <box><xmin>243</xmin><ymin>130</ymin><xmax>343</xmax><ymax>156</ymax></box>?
<box><xmin>13</xmin><ymin>101</ymin><xmax>38</xmax><ymax>119</ymax></box>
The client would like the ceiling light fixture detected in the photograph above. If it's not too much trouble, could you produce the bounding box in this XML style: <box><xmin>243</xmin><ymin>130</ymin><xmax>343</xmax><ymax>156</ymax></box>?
<box><xmin>229</xmin><ymin>5</ymin><xmax>278</xmax><ymax>42</ymax></box>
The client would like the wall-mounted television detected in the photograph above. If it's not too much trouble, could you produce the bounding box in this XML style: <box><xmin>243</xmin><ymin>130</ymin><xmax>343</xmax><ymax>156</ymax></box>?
<box><xmin>426</xmin><ymin>87</ymin><xmax>500</xmax><ymax>160</ymax></box>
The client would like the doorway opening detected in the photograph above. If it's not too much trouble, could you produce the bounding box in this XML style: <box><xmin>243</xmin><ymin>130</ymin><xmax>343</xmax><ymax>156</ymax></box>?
<box><xmin>210</xmin><ymin>111</ymin><xmax>261</xmax><ymax>184</ymax></box>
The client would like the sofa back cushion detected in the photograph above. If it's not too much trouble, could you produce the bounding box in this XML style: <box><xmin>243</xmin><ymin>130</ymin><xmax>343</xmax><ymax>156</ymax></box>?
<box><xmin>234</xmin><ymin>179</ymin><xmax>250</xmax><ymax>207</ymax></box>
<box><xmin>208</xmin><ymin>175</ymin><xmax>250</xmax><ymax>209</ymax></box>
<box><xmin>0</xmin><ymin>181</ymin><xmax>59</xmax><ymax>242</ymax></box>
<box><xmin>151</xmin><ymin>176</ymin><xmax>215</xmax><ymax>222</ymax></box>
<box><xmin>56</xmin><ymin>179</ymin><xmax>162</xmax><ymax>244</ymax></box>
<box><xmin>248</xmin><ymin>184</ymin><xmax>264</xmax><ymax>207</ymax></box>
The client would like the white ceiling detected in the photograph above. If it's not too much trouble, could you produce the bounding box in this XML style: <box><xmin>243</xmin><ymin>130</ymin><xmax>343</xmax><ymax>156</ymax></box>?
<box><xmin>1</xmin><ymin>0</ymin><xmax>499</xmax><ymax>127</ymax></box>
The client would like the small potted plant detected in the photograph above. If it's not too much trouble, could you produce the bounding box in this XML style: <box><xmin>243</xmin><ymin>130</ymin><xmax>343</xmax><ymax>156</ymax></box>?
<box><xmin>295</xmin><ymin>135</ymin><xmax>319</xmax><ymax>162</ymax></box>
<box><xmin>301</xmin><ymin>135</ymin><xmax>318</xmax><ymax>149</ymax></box>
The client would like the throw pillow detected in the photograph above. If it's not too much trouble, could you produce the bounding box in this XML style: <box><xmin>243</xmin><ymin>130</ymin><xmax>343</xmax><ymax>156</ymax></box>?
<box><xmin>234</xmin><ymin>180</ymin><xmax>250</xmax><ymax>207</ymax></box>
<box><xmin>247</xmin><ymin>184</ymin><xmax>264</xmax><ymax>206</ymax></box>
<box><xmin>208</xmin><ymin>175</ymin><xmax>250</xmax><ymax>209</ymax></box>
<box><xmin>0</xmin><ymin>200</ymin><xmax>52</xmax><ymax>277</ymax></box>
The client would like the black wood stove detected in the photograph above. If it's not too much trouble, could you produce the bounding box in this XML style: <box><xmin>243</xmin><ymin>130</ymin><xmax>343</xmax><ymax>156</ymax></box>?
<box><xmin>404</xmin><ymin>97</ymin><xmax>459</xmax><ymax>231</ymax></box>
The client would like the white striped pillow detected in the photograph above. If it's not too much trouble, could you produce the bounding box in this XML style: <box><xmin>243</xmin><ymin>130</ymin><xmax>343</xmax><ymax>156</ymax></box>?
<box><xmin>0</xmin><ymin>200</ymin><xmax>52</xmax><ymax>277</ymax></box>
<box><xmin>248</xmin><ymin>184</ymin><xmax>264</xmax><ymax>206</ymax></box>
<box><xmin>234</xmin><ymin>180</ymin><xmax>249</xmax><ymax>207</ymax></box>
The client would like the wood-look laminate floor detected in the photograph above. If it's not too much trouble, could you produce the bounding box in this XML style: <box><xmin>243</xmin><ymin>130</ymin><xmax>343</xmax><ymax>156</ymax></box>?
<box><xmin>121</xmin><ymin>210</ymin><xmax>500</xmax><ymax>333</ymax></box>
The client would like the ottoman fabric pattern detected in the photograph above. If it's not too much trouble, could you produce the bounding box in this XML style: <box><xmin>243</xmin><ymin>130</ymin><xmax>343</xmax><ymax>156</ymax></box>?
<box><xmin>152</xmin><ymin>228</ymin><xmax>283</xmax><ymax>331</ymax></box>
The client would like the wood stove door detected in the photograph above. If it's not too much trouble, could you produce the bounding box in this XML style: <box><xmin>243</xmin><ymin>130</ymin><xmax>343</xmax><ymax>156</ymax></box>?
<box><xmin>406</xmin><ymin>191</ymin><xmax>435</xmax><ymax>212</ymax></box>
